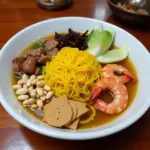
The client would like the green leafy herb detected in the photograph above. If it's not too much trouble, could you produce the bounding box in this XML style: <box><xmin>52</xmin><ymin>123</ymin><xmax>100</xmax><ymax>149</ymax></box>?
<box><xmin>37</xmin><ymin>65</ymin><xmax>45</xmax><ymax>75</ymax></box>
<box><xmin>13</xmin><ymin>75</ymin><xmax>21</xmax><ymax>80</ymax></box>
<box><xmin>33</xmin><ymin>43</ymin><xmax>45</xmax><ymax>49</ymax></box>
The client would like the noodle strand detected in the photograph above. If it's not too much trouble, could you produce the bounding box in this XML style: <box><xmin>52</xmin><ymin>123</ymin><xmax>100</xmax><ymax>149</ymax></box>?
<box><xmin>44</xmin><ymin>47</ymin><xmax>102</xmax><ymax>102</ymax></box>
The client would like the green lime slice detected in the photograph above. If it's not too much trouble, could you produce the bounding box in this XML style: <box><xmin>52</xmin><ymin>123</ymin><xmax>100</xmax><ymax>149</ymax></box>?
<box><xmin>96</xmin><ymin>47</ymin><xmax>128</xmax><ymax>64</ymax></box>
<box><xmin>87</xmin><ymin>25</ymin><xmax>116</xmax><ymax>56</ymax></box>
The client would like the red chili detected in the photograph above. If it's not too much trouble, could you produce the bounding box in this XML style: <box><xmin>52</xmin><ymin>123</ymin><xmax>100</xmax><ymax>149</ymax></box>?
<box><xmin>126</xmin><ymin>4</ymin><xmax>133</xmax><ymax>10</ymax></box>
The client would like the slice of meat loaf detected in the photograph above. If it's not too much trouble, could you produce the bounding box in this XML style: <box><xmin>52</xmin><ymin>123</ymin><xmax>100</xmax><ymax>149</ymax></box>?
<box><xmin>67</xmin><ymin>119</ymin><xmax>80</xmax><ymax>130</ymax></box>
<box><xmin>43</xmin><ymin>95</ymin><xmax>73</xmax><ymax>127</ymax></box>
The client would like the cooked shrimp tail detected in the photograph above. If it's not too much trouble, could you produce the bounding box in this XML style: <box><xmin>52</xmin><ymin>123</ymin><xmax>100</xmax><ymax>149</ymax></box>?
<box><xmin>89</xmin><ymin>86</ymin><xmax>102</xmax><ymax>103</ymax></box>
<box><xmin>116</xmin><ymin>75</ymin><xmax>131</xmax><ymax>84</ymax></box>
<box><xmin>103</xmin><ymin>64</ymin><xmax>137</xmax><ymax>84</ymax></box>
<box><xmin>123</xmin><ymin>68</ymin><xmax>137</xmax><ymax>82</ymax></box>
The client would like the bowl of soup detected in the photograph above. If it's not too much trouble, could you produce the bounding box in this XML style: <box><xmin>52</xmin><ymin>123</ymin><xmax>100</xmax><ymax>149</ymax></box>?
<box><xmin>0</xmin><ymin>17</ymin><xmax>150</xmax><ymax>140</ymax></box>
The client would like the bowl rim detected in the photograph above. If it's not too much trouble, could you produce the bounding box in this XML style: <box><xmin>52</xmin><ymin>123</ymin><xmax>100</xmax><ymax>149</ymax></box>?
<box><xmin>0</xmin><ymin>17</ymin><xmax>150</xmax><ymax>140</ymax></box>
<box><xmin>108</xmin><ymin>0</ymin><xmax>150</xmax><ymax>17</ymax></box>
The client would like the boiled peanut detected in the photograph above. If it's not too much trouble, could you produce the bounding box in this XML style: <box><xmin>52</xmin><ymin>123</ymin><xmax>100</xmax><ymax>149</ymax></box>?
<box><xmin>16</xmin><ymin>88</ymin><xmax>28</xmax><ymax>95</ymax></box>
<box><xmin>18</xmin><ymin>95</ymin><xmax>29</xmax><ymax>101</ymax></box>
<box><xmin>37</xmin><ymin>75</ymin><xmax>44</xmax><ymax>80</ymax></box>
<box><xmin>18</xmin><ymin>79</ymin><xmax>26</xmax><ymax>85</ymax></box>
<box><xmin>36</xmin><ymin>80</ymin><xmax>45</xmax><ymax>87</ymax></box>
<box><xmin>30</xmin><ymin>75</ymin><xmax>36</xmax><ymax>80</ymax></box>
<box><xmin>28</xmin><ymin>86</ymin><xmax>33</xmax><ymax>92</ymax></box>
<box><xmin>23</xmin><ymin>98</ymin><xmax>36</xmax><ymax>105</ymax></box>
<box><xmin>12</xmin><ymin>84</ymin><xmax>22</xmax><ymax>90</ymax></box>
<box><xmin>46</xmin><ymin>91</ymin><xmax>54</xmax><ymax>99</ymax></box>
<box><xmin>23</xmin><ymin>84</ymin><xmax>27</xmax><ymax>89</ymax></box>
<box><xmin>31</xmin><ymin>104</ymin><xmax>38</xmax><ymax>109</ymax></box>
<box><xmin>30</xmin><ymin>89</ymin><xmax>36</xmax><ymax>98</ymax></box>
<box><xmin>26</xmin><ymin>80</ymin><xmax>32</xmax><ymax>87</ymax></box>
<box><xmin>28</xmin><ymin>98</ymin><xmax>36</xmax><ymax>104</ymax></box>
<box><xmin>40</xmin><ymin>96</ymin><xmax>46</xmax><ymax>101</ymax></box>
<box><xmin>37</xmin><ymin>100</ymin><xmax>43</xmax><ymax>108</ymax></box>
<box><xmin>31</xmin><ymin>79</ymin><xmax>38</xmax><ymax>85</ymax></box>
<box><xmin>23</xmin><ymin>100</ymin><xmax>30</xmax><ymax>105</ymax></box>
<box><xmin>36</xmin><ymin>88</ymin><xmax>43</xmax><ymax>96</ymax></box>
<box><xmin>36</xmin><ymin>94</ymin><xmax>40</xmax><ymax>98</ymax></box>
<box><xmin>22</xmin><ymin>74</ymin><xmax>29</xmax><ymax>81</ymax></box>
<box><xmin>43</xmin><ymin>91</ymin><xmax>47</xmax><ymax>95</ymax></box>
<box><xmin>44</xmin><ymin>85</ymin><xmax>51</xmax><ymax>91</ymax></box>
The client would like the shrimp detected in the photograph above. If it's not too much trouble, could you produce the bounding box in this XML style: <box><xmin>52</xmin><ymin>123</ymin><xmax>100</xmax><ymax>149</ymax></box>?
<box><xmin>89</xmin><ymin>77</ymin><xmax>128</xmax><ymax>114</ymax></box>
<box><xmin>102</xmin><ymin>64</ymin><xmax>136</xmax><ymax>84</ymax></box>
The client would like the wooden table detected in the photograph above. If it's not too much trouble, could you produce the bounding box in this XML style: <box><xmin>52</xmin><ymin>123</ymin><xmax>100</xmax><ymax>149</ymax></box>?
<box><xmin>0</xmin><ymin>0</ymin><xmax>150</xmax><ymax>149</ymax></box>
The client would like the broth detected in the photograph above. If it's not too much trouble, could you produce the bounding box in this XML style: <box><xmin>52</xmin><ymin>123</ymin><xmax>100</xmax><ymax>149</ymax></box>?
<box><xmin>12</xmin><ymin>34</ymin><xmax>138</xmax><ymax>130</ymax></box>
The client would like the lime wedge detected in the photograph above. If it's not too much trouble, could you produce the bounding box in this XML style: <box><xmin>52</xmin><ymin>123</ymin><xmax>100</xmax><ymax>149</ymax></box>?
<box><xmin>87</xmin><ymin>26</ymin><xmax>116</xmax><ymax>56</ymax></box>
<box><xmin>96</xmin><ymin>47</ymin><xmax>128</xmax><ymax>64</ymax></box>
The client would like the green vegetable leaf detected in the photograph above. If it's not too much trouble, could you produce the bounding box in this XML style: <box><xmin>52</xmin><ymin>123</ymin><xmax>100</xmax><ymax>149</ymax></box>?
<box><xmin>38</xmin><ymin>65</ymin><xmax>43</xmax><ymax>75</ymax></box>
<box><xmin>13</xmin><ymin>75</ymin><xmax>21</xmax><ymax>80</ymax></box>
<box><xmin>33</xmin><ymin>43</ymin><xmax>45</xmax><ymax>49</ymax></box>
<box><xmin>38</xmin><ymin>65</ymin><xmax>46</xmax><ymax>75</ymax></box>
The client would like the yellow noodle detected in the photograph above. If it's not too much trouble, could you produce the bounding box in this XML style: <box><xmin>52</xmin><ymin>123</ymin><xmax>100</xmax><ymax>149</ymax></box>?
<box><xmin>80</xmin><ymin>104</ymin><xmax>96</xmax><ymax>124</ymax></box>
<box><xmin>44</xmin><ymin>47</ymin><xmax>102</xmax><ymax>102</ymax></box>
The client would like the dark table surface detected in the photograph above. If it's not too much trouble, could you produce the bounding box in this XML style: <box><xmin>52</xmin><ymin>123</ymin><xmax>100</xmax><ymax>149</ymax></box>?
<box><xmin>0</xmin><ymin>0</ymin><xmax>150</xmax><ymax>150</ymax></box>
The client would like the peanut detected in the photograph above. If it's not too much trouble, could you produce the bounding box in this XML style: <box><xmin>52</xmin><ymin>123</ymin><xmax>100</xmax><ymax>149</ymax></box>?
<box><xmin>30</xmin><ymin>89</ymin><xmax>36</xmax><ymax>98</ymax></box>
<box><xmin>36</xmin><ymin>94</ymin><xmax>40</xmax><ymax>98</ymax></box>
<box><xmin>22</xmin><ymin>74</ymin><xmax>29</xmax><ymax>81</ymax></box>
<box><xmin>31</xmin><ymin>79</ymin><xmax>38</xmax><ymax>85</ymax></box>
<box><xmin>26</xmin><ymin>80</ymin><xmax>32</xmax><ymax>87</ymax></box>
<box><xmin>43</xmin><ymin>91</ymin><xmax>47</xmax><ymax>95</ymax></box>
<box><xmin>37</xmin><ymin>100</ymin><xmax>43</xmax><ymax>108</ymax></box>
<box><xmin>44</xmin><ymin>85</ymin><xmax>51</xmax><ymax>91</ymax></box>
<box><xmin>30</xmin><ymin>75</ymin><xmax>36</xmax><ymax>80</ymax></box>
<box><xmin>12</xmin><ymin>84</ymin><xmax>22</xmax><ymax>90</ymax></box>
<box><xmin>23</xmin><ymin>100</ymin><xmax>30</xmax><ymax>105</ymax></box>
<box><xmin>18</xmin><ymin>95</ymin><xmax>29</xmax><ymax>101</ymax></box>
<box><xmin>16</xmin><ymin>88</ymin><xmax>28</xmax><ymax>95</ymax></box>
<box><xmin>23</xmin><ymin>98</ymin><xmax>36</xmax><ymax>105</ymax></box>
<box><xmin>46</xmin><ymin>91</ymin><xmax>54</xmax><ymax>100</ymax></box>
<box><xmin>37</xmin><ymin>75</ymin><xmax>44</xmax><ymax>80</ymax></box>
<box><xmin>28</xmin><ymin>98</ymin><xmax>36</xmax><ymax>104</ymax></box>
<box><xmin>36</xmin><ymin>80</ymin><xmax>45</xmax><ymax>87</ymax></box>
<box><xmin>40</xmin><ymin>96</ymin><xmax>46</xmax><ymax>101</ymax></box>
<box><xmin>36</xmin><ymin>88</ymin><xmax>43</xmax><ymax>96</ymax></box>
<box><xmin>23</xmin><ymin>84</ymin><xmax>27</xmax><ymax>89</ymax></box>
<box><xmin>31</xmin><ymin>104</ymin><xmax>38</xmax><ymax>109</ymax></box>
<box><xmin>28</xmin><ymin>86</ymin><xmax>33</xmax><ymax>92</ymax></box>
<box><xmin>18</xmin><ymin>79</ymin><xmax>26</xmax><ymax>85</ymax></box>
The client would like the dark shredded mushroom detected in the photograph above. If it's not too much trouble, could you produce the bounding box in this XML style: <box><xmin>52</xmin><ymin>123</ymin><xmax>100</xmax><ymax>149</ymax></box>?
<box><xmin>55</xmin><ymin>28</ymin><xmax>88</xmax><ymax>50</ymax></box>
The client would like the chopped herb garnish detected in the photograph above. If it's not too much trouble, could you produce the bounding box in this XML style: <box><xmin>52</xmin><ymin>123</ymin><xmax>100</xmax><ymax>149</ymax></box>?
<box><xmin>13</xmin><ymin>75</ymin><xmax>21</xmax><ymax>80</ymax></box>
<box><xmin>38</xmin><ymin>65</ymin><xmax>45</xmax><ymax>75</ymax></box>
<box><xmin>33</xmin><ymin>43</ymin><xmax>45</xmax><ymax>49</ymax></box>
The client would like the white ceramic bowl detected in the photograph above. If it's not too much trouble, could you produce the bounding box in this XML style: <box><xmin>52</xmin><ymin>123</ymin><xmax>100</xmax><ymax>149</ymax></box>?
<box><xmin>0</xmin><ymin>17</ymin><xmax>150</xmax><ymax>140</ymax></box>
